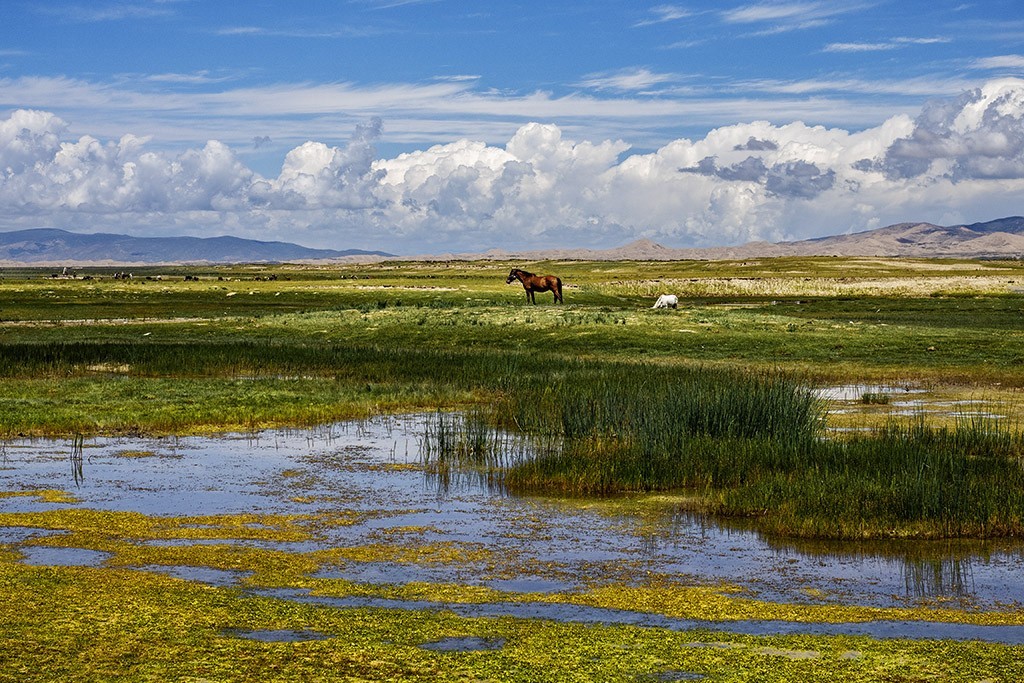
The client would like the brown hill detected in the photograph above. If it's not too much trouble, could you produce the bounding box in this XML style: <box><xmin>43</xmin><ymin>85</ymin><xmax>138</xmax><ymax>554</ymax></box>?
<box><xmin>465</xmin><ymin>217</ymin><xmax>1024</xmax><ymax>261</ymax></box>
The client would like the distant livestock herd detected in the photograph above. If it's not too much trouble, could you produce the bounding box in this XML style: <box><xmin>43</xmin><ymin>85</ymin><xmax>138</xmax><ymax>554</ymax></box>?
<box><xmin>47</xmin><ymin>265</ymin><xmax>683</xmax><ymax>310</ymax></box>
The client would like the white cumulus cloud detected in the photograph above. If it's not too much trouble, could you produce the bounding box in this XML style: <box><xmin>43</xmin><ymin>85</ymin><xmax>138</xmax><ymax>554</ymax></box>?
<box><xmin>2</xmin><ymin>79</ymin><xmax>1024</xmax><ymax>252</ymax></box>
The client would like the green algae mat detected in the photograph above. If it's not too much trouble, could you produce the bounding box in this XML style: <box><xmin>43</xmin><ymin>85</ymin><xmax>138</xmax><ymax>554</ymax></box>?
<box><xmin>2</xmin><ymin>416</ymin><xmax>1023</xmax><ymax>681</ymax></box>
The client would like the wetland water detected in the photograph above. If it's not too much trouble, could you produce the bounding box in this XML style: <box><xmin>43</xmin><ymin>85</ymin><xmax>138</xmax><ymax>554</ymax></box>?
<box><xmin>2</xmin><ymin>414</ymin><xmax>1023</xmax><ymax>641</ymax></box>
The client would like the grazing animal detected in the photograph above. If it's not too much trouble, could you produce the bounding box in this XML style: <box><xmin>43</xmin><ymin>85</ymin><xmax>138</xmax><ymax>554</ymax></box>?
<box><xmin>506</xmin><ymin>268</ymin><xmax>563</xmax><ymax>304</ymax></box>
<box><xmin>652</xmin><ymin>294</ymin><xmax>678</xmax><ymax>309</ymax></box>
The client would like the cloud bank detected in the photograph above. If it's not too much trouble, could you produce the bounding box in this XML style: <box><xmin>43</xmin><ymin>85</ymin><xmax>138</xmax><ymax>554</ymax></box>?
<box><xmin>2</xmin><ymin>79</ymin><xmax>1023</xmax><ymax>253</ymax></box>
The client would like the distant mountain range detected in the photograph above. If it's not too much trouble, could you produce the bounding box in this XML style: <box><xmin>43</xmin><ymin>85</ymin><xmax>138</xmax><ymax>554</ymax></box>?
<box><xmin>463</xmin><ymin>216</ymin><xmax>1024</xmax><ymax>261</ymax></box>
<box><xmin>0</xmin><ymin>229</ymin><xmax>392</xmax><ymax>264</ymax></box>
<box><xmin>738</xmin><ymin>216</ymin><xmax>1024</xmax><ymax>259</ymax></box>
<box><xmin>0</xmin><ymin>217</ymin><xmax>1022</xmax><ymax>265</ymax></box>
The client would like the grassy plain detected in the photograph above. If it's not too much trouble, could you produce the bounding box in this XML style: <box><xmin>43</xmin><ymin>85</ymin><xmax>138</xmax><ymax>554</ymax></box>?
<box><xmin>3</xmin><ymin>257</ymin><xmax>1024</xmax><ymax>681</ymax></box>
<box><xmin>1</xmin><ymin>257</ymin><xmax>1023</xmax><ymax>435</ymax></box>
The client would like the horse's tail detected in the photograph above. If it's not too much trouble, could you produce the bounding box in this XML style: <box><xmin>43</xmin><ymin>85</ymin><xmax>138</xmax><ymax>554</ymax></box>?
<box><xmin>555</xmin><ymin>277</ymin><xmax>564</xmax><ymax>303</ymax></box>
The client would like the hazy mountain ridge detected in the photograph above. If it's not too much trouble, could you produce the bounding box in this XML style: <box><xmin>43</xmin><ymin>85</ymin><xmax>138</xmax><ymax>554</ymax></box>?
<box><xmin>783</xmin><ymin>217</ymin><xmax>1024</xmax><ymax>257</ymax></box>
<box><xmin>468</xmin><ymin>216</ymin><xmax>1024</xmax><ymax>261</ymax></box>
<box><xmin>0</xmin><ymin>229</ymin><xmax>392</xmax><ymax>264</ymax></box>
<box><xmin>0</xmin><ymin>217</ymin><xmax>1021</xmax><ymax>265</ymax></box>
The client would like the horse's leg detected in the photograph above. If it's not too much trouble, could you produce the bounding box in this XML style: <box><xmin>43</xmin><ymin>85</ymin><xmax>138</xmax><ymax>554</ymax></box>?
<box><xmin>528</xmin><ymin>288</ymin><xmax>536</xmax><ymax>304</ymax></box>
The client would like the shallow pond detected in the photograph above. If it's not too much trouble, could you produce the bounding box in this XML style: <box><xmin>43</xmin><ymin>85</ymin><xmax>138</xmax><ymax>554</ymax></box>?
<box><xmin>2</xmin><ymin>414</ymin><xmax>1023</xmax><ymax>638</ymax></box>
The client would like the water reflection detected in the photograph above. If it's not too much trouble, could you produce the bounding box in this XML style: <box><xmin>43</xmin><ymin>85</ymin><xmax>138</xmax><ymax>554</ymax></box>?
<box><xmin>761</xmin><ymin>535</ymin><xmax>1022</xmax><ymax>604</ymax></box>
<box><xmin>420</xmin><ymin>636</ymin><xmax>506</xmax><ymax>652</ymax></box>
<box><xmin>70</xmin><ymin>434</ymin><xmax>85</xmax><ymax>486</ymax></box>
<box><xmin>904</xmin><ymin>556</ymin><xmax>972</xmax><ymax>601</ymax></box>
<box><xmin>1</xmin><ymin>415</ymin><xmax>1022</xmax><ymax>611</ymax></box>
<box><xmin>646</xmin><ymin>504</ymin><xmax>1022</xmax><ymax>604</ymax></box>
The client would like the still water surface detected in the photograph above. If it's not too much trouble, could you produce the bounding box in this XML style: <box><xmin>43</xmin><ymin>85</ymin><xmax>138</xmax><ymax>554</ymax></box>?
<box><xmin>2</xmin><ymin>414</ymin><xmax>1022</xmax><ymax>619</ymax></box>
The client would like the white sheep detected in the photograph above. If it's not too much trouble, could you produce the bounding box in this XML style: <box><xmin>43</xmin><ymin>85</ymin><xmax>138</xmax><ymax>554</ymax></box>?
<box><xmin>652</xmin><ymin>294</ymin><xmax>678</xmax><ymax>309</ymax></box>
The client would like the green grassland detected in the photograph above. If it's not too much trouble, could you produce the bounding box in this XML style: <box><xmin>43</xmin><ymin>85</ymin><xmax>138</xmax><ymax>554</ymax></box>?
<box><xmin>2</xmin><ymin>257</ymin><xmax>1022</xmax><ymax>435</ymax></box>
<box><xmin>4</xmin><ymin>258</ymin><xmax>1024</xmax><ymax>681</ymax></box>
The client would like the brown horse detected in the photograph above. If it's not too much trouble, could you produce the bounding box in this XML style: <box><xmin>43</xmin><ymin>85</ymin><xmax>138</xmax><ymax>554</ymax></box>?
<box><xmin>506</xmin><ymin>268</ymin><xmax>563</xmax><ymax>304</ymax></box>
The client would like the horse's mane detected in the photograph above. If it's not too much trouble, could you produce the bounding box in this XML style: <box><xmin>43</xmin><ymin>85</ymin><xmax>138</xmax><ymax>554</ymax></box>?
<box><xmin>511</xmin><ymin>268</ymin><xmax>534</xmax><ymax>277</ymax></box>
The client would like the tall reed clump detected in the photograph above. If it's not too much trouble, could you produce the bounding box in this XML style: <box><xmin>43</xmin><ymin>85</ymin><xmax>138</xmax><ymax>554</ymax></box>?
<box><xmin>502</xmin><ymin>366</ymin><xmax>824</xmax><ymax>494</ymax></box>
<box><xmin>420</xmin><ymin>407</ymin><xmax>534</xmax><ymax>492</ymax></box>
<box><xmin>427</xmin><ymin>363</ymin><xmax>825</xmax><ymax>494</ymax></box>
<box><xmin>424</xmin><ymin>363</ymin><xmax>1024</xmax><ymax>539</ymax></box>
<box><xmin>719</xmin><ymin>416</ymin><xmax>1024</xmax><ymax>539</ymax></box>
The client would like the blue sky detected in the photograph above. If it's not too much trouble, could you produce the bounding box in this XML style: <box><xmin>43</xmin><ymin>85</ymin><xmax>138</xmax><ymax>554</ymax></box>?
<box><xmin>1</xmin><ymin>1</ymin><xmax>1023</xmax><ymax>253</ymax></box>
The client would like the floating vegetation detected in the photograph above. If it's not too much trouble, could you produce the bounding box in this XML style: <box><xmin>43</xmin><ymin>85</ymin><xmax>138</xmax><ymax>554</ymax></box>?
<box><xmin>3</xmin><ymin>415</ymin><xmax>1024</xmax><ymax>680</ymax></box>
<box><xmin>3</xmin><ymin>557</ymin><xmax>1024</xmax><ymax>683</ymax></box>
<box><xmin>0</xmin><ymin>489</ymin><xmax>79</xmax><ymax>504</ymax></box>
<box><xmin>111</xmin><ymin>449</ymin><xmax>159</xmax><ymax>458</ymax></box>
